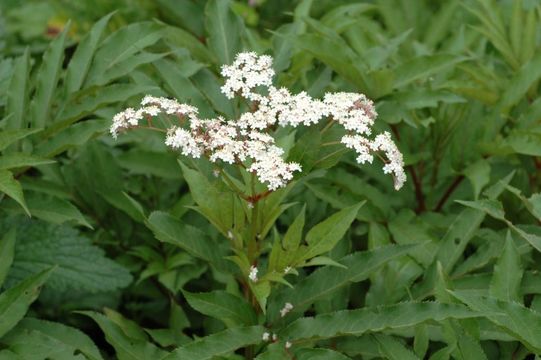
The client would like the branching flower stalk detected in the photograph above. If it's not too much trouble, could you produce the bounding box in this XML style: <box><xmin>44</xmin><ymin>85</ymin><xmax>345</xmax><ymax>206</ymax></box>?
<box><xmin>111</xmin><ymin>52</ymin><xmax>407</xmax><ymax>314</ymax></box>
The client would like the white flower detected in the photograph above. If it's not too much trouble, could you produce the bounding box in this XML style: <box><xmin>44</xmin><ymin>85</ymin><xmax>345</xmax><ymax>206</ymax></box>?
<box><xmin>221</xmin><ymin>52</ymin><xmax>274</xmax><ymax>100</ymax></box>
<box><xmin>112</xmin><ymin>52</ymin><xmax>406</xmax><ymax>191</ymax></box>
<box><xmin>272</xmin><ymin>333</ymin><xmax>278</xmax><ymax>341</ymax></box>
<box><xmin>280</xmin><ymin>302</ymin><xmax>293</xmax><ymax>317</ymax></box>
<box><xmin>249</xmin><ymin>265</ymin><xmax>258</xmax><ymax>282</ymax></box>
<box><xmin>285</xmin><ymin>341</ymin><xmax>292</xmax><ymax>349</ymax></box>
<box><xmin>262</xmin><ymin>332</ymin><xmax>270</xmax><ymax>341</ymax></box>
<box><xmin>283</xmin><ymin>266</ymin><xmax>291</xmax><ymax>274</ymax></box>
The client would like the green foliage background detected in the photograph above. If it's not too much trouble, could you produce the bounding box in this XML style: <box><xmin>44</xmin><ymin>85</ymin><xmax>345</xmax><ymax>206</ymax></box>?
<box><xmin>0</xmin><ymin>0</ymin><xmax>541</xmax><ymax>359</ymax></box>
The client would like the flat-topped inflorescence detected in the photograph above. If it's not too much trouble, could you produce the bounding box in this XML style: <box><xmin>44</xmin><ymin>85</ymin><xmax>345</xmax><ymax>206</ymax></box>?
<box><xmin>111</xmin><ymin>52</ymin><xmax>406</xmax><ymax>190</ymax></box>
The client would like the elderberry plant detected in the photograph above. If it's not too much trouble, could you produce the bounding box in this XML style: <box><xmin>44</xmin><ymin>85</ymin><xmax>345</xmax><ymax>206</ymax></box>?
<box><xmin>111</xmin><ymin>51</ymin><xmax>405</xmax><ymax>351</ymax></box>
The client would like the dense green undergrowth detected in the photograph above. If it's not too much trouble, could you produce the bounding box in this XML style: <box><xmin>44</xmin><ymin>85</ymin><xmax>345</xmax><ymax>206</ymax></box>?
<box><xmin>1</xmin><ymin>0</ymin><xmax>541</xmax><ymax>359</ymax></box>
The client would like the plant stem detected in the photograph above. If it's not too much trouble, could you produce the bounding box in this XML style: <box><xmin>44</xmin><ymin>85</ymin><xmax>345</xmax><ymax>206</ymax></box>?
<box><xmin>434</xmin><ymin>175</ymin><xmax>465</xmax><ymax>212</ymax></box>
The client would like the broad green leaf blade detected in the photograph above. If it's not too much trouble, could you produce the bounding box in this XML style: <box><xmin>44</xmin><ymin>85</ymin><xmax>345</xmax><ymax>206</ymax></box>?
<box><xmin>302</xmin><ymin>202</ymin><xmax>363</xmax><ymax>260</ymax></box>
<box><xmin>54</xmin><ymin>84</ymin><xmax>157</xmax><ymax>129</ymax></box>
<box><xmin>183</xmin><ymin>290</ymin><xmax>257</xmax><ymax>327</ymax></box>
<box><xmin>0</xmin><ymin>170</ymin><xmax>29</xmax><ymax>215</ymax></box>
<box><xmin>163</xmin><ymin>326</ymin><xmax>265</xmax><ymax>360</ymax></box>
<box><xmin>451</xmin><ymin>291</ymin><xmax>541</xmax><ymax>353</ymax></box>
<box><xmin>84</xmin><ymin>22</ymin><xmax>164</xmax><ymax>86</ymax></box>
<box><xmin>500</xmin><ymin>51</ymin><xmax>541</xmax><ymax>111</ymax></box>
<box><xmin>146</xmin><ymin>211</ymin><xmax>230</xmax><ymax>271</ymax></box>
<box><xmin>0</xmin><ymin>153</ymin><xmax>55</xmax><ymax>170</ymax></box>
<box><xmin>3</xmin><ymin>318</ymin><xmax>104</xmax><ymax>360</ymax></box>
<box><xmin>0</xmin><ymin>229</ymin><xmax>16</xmax><ymax>287</ymax></box>
<box><xmin>104</xmin><ymin>308</ymin><xmax>148</xmax><ymax>341</ymax></box>
<box><xmin>35</xmin><ymin>119</ymin><xmax>108</xmax><ymax>157</ymax></box>
<box><xmin>280</xmin><ymin>302</ymin><xmax>479</xmax><ymax>341</ymax></box>
<box><xmin>489</xmin><ymin>233</ymin><xmax>522</xmax><ymax>302</ymax></box>
<box><xmin>3</xmin><ymin>219</ymin><xmax>132</xmax><ymax>295</ymax></box>
<box><xmin>204</xmin><ymin>0</ymin><xmax>243</xmax><ymax>65</ymax></box>
<box><xmin>374</xmin><ymin>334</ymin><xmax>421</xmax><ymax>360</ymax></box>
<box><xmin>78</xmin><ymin>311</ymin><xmax>167</xmax><ymax>360</ymax></box>
<box><xmin>18</xmin><ymin>192</ymin><xmax>92</xmax><ymax>228</ymax></box>
<box><xmin>270</xmin><ymin>245</ymin><xmax>414</xmax><ymax>321</ymax></box>
<box><xmin>463</xmin><ymin>159</ymin><xmax>491</xmax><ymax>200</ymax></box>
<box><xmin>30</xmin><ymin>23</ymin><xmax>70</xmax><ymax>128</ymax></box>
<box><xmin>283</xmin><ymin>205</ymin><xmax>306</xmax><ymax>251</ymax></box>
<box><xmin>0</xmin><ymin>267</ymin><xmax>54</xmax><ymax>337</ymax></box>
<box><xmin>0</xmin><ymin>129</ymin><xmax>41</xmax><ymax>152</ymax></box>
<box><xmin>393</xmin><ymin>54</ymin><xmax>466</xmax><ymax>88</ymax></box>
<box><xmin>65</xmin><ymin>12</ymin><xmax>115</xmax><ymax>94</ymax></box>
<box><xmin>5</xmin><ymin>48</ymin><xmax>30</xmax><ymax>131</ymax></box>
<box><xmin>295</xmin><ymin>348</ymin><xmax>352</xmax><ymax>359</ymax></box>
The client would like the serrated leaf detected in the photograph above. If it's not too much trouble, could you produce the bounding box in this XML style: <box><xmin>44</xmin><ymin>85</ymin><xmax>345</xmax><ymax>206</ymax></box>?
<box><xmin>270</xmin><ymin>245</ymin><xmax>414</xmax><ymax>321</ymax></box>
<box><xmin>65</xmin><ymin>12</ymin><xmax>115</xmax><ymax>94</ymax></box>
<box><xmin>0</xmin><ymin>129</ymin><xmax>41</xmax><ymax>152</ymax></box>
<box><xmin>3</xmin><ymin>218</ymin><xmax>132</xmax><ymax>295</ymax></box>
<box><xmin>0</xmin><ymin>170</ymin><xmax>29</xmax><ymax>215</ymax></box>
<box><xmin>500</xmin><ymin>51</ymin><xmax>541</xmax><ymax>110</ymax></box>
<box><xmin>0</xmin><ymin>229</ymin><xmax>16</xmax><ymax>288</ymax></box>
<box><xmin>456</xmin><ymin>199</ymin><xmax>506</xmax><ymax>221</ymax></box>
<box><xmin>35</xmin><ymin>119</ymin><xmax>108</xmax><ymax>157</ymax></box>
<box><xmin>302</xmin><ymin>202</ymin><xmax>363</xmax><ymax>260</ymax></box>
<box><xmin>393</xmin><ymin>54</ymin><xmax>466</xmax><ymax>88</ymax></box>
<box><xmin>183</xmin><ymin>290</ymin><xmax>257</xmax><ymax>327</ymax></box>
<box><xmin>84</xmin><ymin>22</ymin><xmax>164</xmax><ymax>86</ymax></box>
<box><xmin>463</xmin><ymin>159</ymin><xmax>491</xmax><ymax>199</ymax></box>
<box><xmin>489</xmin><ymin>233</ymin><xmax>522</xmax><ymax>302</ymax></box>
<box><xmin>0</xmin><ymin>153</ymin><xmax>55</xmax><ymax>170</ymax></box>
<box><xmin>296</xmin><ymin>348</ymin><xmax>352</xmax><ymax>359</ymax></box>
<box><xmin>451</xmin><ymin>291</ymin><xmax>541</xmax><ymax>353</ymax></box>
<box><xmin>18</xmin><ymin>192</ymin><xmax>91</xmax><ymax>228</ymax></box>
<box><xmin>280</xmin><ymin>302</ymin><xmax>480</xmax><ymax>341</ymax></box>
<box><xmin>163</xmin><ymin>326</ymin><xmax>265</xmax><ymax>360</ymax></box>
<box><xmin>2</xmin><ymin>318</ymin><xmax>103</xmax><ymax>360</ymax></box>
<box><xmin>205</xmin><ymin>0</ymin><xmax>243</xmax><ymax>65</ymax></box>
<box><xmin>374</xmin><ymin>334</ymin><xmax>420</xmax><ymax>360</ymax></box>
<box><xmin>30</xmin><ymin>23</ymin><xmax>70</xmax><ymax>128</ymax></box>
<box><xmin>5</xmin><ymin>48</ymin><xmax>30</xmax><ymax>131</ymax></box>
<box><xmin>0</xmin><ymin>267</ymin><xmax>54</xmax><ymax>337</ymax></box>
<box><xmin>78</xmin><ymin>311</ymin><xmax>167</xmax><ymax>360</ymax></box>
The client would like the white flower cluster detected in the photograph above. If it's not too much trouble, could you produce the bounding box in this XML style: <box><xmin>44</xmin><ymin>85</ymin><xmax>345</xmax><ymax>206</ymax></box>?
<box><xmin>248</xmin><ymin>265</ymin><xmax>258</xmax><ymax>282</ymax></box>
<box><xmin>280</xmin><ymin>302</ymin><xmax>294</xmax><ymax>317</ymax></box>
<box><xmin>111</xmin><ymin>52</ymin><xmax>406</xmax><ymax>190</ymax></box>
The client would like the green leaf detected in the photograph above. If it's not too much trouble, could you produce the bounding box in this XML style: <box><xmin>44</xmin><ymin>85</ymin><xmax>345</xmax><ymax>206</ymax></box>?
<box><xmin>204</xmin><ymin>0</ymin><xmax>243</xmax><ymax>65</ymax></box>
<box><xmin>295</xmin><ymin>348</ymin><xmax>352</xmax><ymax>359</ymax></box>
<box><xmin>54</xmin><ymin>84</ymin><xmax>157</xmax><ymax>129</ymax></box>
<box><xmin>0</xmin><ymin>229</ymin><xmax>16</xmax><ymax>288</ymax></box>
<box><xmin>163</xmin><ymin>326</ymin><xmax>265</xmax><ymax>360</ymax></box>
<box><xmin>35</xmin><ymin>119</ymin><xmax>108</xmax><ymax>157</ymax></box>
<box><xmin>455</xmin><ymin>199</ymin><xmax>506</xmax><ymax>221</ymax></box>
<box><xmin>104</xmin><ymin>308</ymin><xmax>149</xmax><ymax>341</ymax></box>
<box><xmin>78</xmin><ymin>311</ymin><xmax>167</xmax><ymax>360</ymax></box>
<box><xmin>302</xmin><ymin>202</ymin><xmax>363</xmax><ymax>260</ymax></box>
<box><xmin>0</xmin><ymin>170</ymin><xmax>29</xmax><ymax>215</ymax></box>
<box><xmin>500</xmin><ymin>51</ymin><xmax>541</xmax><ymax>110</ymax></box>
<box><xmin>0</xmin><ymin>267</ymin><xmax>54</xmax><ymax>337</ymax></box>
<box><xmin>251</xmin><ymin>280</ymin><xmax>271</xmax><ymax>313</ymax></box>
<box><xmin>65</xmin><ymin>12</ymin><xmax>115</xmax><ymax>94</ymax></box>
<box><xmin>0</xmin><ymin>153</ymin><xmax>55</xmax><ymax>170</ymax></box>
<box><xmin>3</xmin><ymin>219</ymin><xmax>132</xmax><ymax>295</ymax></box>
<box><xmin>280</xmin><ymin>302</ymin><xmax>479</xmax><ymax>341</ymax></box>
<box><xmin>84</xmin><ymin>22</ymin><xmax>164</xmax><ymax>86</ymax></box>
<box><xmin>17</xmin><ymin>192</ymin><xmax>91</xmax><ymax>228</ymax></box>
<box><xmin>30</xmin><ymin>23</ymin><xmax>70</xmax><ymax>128</ymax></box>
<box><xmin>5</xmin><ymin>48</ymin><xmax>30</xmax><ymax>131</ymax></box>
<box><xmin>463</xmin><ymin>159</ymin><xmax>491</xmax><ymax>199</ymax></box>
<box><xmin>451</xmin><ymin>291</ymin><xmax>541</xmax><ymax>353</ymax></box>
<box><xmin>374</xmin><ymin>334</ymin><xmax>420</xmax><ymax>360</ymax></box>
<box><xmin>506</xmin><ymin>130</ymin><xmax>541</xmax><ymax>156</ymax></box>
<box><xmin>146</xmin><ymin>211</ymin><xmax>230</xmax><ymax>270</ymax></box>
<box><xmin>283</xmin><ymin>205</ymin><xmax>306</xmax><ymax>251</ymax></box>
<box><xmin>393</xmin><ymin>54</ymin><xmax>466</xmax><ymax>88</ymax></box>
<box><xmin>489</xmin><ymin>233</ymin><xmax>522</xmax><ymax>302</ymax></box>
<box><xmin>270</xmin><ymin>245</ymin><xmax>414</xmax><ymax>320</ymax></box>
<box><xmin>183</xmin><ymin>290</ymin><xmax>257</xmax><ymax>327</ymax></box>
<box><xmin>2</xmin><ymin>318</ymin><xmax>103</xmax><ymax>360</ymax></box>
<box><xmin>529</xmin><ymin>193</ymin><xmax>541</xmax><ymax>220</ymax></box>
<box><xmin>0</xmin><ymin>129</ymin><xmax>41</xmax><ymax>152</ymax></box>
